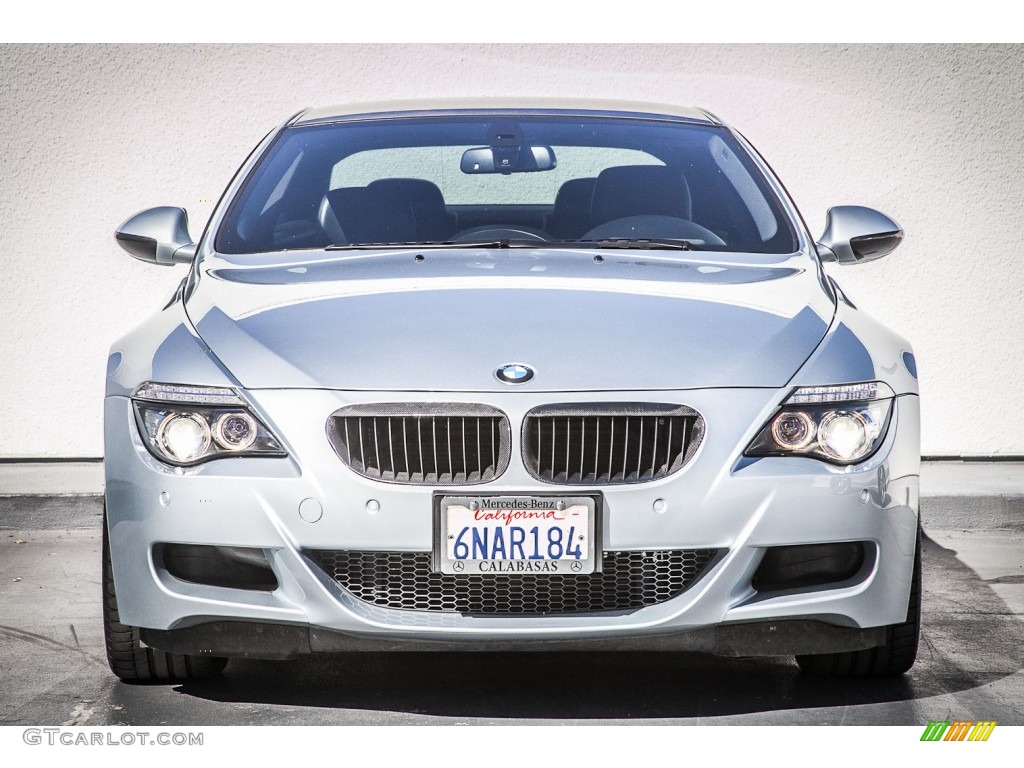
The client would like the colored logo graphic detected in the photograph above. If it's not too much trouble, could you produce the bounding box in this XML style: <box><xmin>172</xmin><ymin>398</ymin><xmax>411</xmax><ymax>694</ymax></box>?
<box><xmin>920</xmin><ymin>721</ymin><xmax>997</xmax><ymax>741</ymax></box>
<box><xmin>495</xmin><ymin>363</ymin><xmax>535</xmax><ymax>384</ymax></box>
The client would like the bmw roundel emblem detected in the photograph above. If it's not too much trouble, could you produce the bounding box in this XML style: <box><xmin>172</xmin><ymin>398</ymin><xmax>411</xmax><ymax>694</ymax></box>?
<box><xmin>496</xmin><ymin>363</ymin><xmax>535</xmax><ymax>384</ymax></box>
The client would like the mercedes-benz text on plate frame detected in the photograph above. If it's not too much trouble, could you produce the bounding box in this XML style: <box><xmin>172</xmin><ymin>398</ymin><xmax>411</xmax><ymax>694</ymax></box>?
<box><xmin>438</xmin><ymin>496</ymin><xmax>597</xmax><ymax>574</ymax></box>
<box><xmin>103</xmin><ymin>100</ymin><xmax>920</xmax><ymax>684</ymax></box>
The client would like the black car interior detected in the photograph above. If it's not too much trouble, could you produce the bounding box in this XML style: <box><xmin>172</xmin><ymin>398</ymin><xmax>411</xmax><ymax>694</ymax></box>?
<box><xmin>216</xmin><ymin>117</ymin><xmax>796</xmax><ymax>255</ymax></box>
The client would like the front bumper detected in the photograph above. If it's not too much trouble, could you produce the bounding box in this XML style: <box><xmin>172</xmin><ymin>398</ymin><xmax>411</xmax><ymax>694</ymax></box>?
<box><xmin>104</xmin><ymin>387</ymin><xmax>920</xmax><ymax>655</ymax></box>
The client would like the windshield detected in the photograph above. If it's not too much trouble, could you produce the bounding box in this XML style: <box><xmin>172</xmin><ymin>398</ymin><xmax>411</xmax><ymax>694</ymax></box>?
<box><xmin>216</xmin><ymin>115</ymin><xmax>799</xmax><ymax>255</ymax></box>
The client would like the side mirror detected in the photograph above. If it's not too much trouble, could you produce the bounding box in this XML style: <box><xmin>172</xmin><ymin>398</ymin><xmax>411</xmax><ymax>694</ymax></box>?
<box><xmin>115</xmin><ymin>207</ymin><xmax>197</xmax><ymax>266</ymax></box>
<box><xmin>816</xmin><ymin>205</ymin><xmax>903</xmax><ymax>265</ymax></box>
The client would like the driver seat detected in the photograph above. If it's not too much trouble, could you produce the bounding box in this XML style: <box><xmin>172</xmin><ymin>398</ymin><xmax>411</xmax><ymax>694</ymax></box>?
<box><xmin>589</xmin><ymin>165</ymin><xmax>692</xmax><ymax>228</ymax></box>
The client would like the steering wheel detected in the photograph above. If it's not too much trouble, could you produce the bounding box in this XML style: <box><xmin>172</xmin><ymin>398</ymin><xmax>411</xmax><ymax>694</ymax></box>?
<box><xmin>582</xmin><ymin>215</ymin><xmax>726</xmax><ymax>246</ymax></box>
<box><xmin>452</xmin><ymin>225</ymin><xmax>550</xmax><ymax>242</ymax></box>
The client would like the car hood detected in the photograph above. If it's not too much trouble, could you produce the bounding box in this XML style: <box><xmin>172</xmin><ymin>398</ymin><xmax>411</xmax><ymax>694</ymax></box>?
<box><xmin>185</xmin><ymin>248</ymin><xmax>835</xmax><ymax>391</ymax></box>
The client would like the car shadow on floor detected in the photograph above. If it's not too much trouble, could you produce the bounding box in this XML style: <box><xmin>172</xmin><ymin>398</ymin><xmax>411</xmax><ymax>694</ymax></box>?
<box><xmin>170</xmin><ymin>532</ymin><xmax>1024</xmax><ymax>721</ymax></box>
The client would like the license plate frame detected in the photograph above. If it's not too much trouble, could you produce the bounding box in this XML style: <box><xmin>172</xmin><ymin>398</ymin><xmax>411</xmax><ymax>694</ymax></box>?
<box><xmin>432</xmin><ymin>493</ymin><xmax>603</xmax><ymax>575</ymax></box>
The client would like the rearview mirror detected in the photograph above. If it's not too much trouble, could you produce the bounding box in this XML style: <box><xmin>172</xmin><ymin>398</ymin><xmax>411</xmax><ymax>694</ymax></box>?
<box><xmin>461</xmin><ymin>145</ymin><xmax>557</xmax><ymax>174</ymax></box>
<box><xmin>115</xmin><ymin>207</ymin><xmax>197</xmax><ymax>266</ymax></box>
<box><xmin>816</xmin><ymin>206</ymin><xmax>903</xmax><ymax>265</ymax></box>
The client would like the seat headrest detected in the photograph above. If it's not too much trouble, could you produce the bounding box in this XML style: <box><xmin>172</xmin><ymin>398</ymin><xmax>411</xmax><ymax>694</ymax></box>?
<box><xmin>546</xmin><ymin>177</ymin><xmax>596</xmax><ymax>238</ymax></box>
<box><xmin>368</xmin><ymin>178</ymin><xmax>444</xmax><ymax>205</ymax></box>
<box><xmin>590</xmin><ymin>165</ymin><xmax>692</xmax><ymax>226</ymax></box>
<box><xmin>367</xmin><ymin>178</ymin><xmax>454</xmax><ymax>242</ymax></box>
<box><xmin>320</xmin><ymin>185</ymin><xmax>417</xmax><ymax>245</ymax></box>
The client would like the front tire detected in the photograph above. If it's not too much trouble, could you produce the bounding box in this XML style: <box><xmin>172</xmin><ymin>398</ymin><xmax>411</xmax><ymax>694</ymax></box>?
<box><xmin>102</xmin><ymin>511</ymin><xmax>227</xmax><ymax>682</ymax></box>
<box><xmin>795</xmin><ymin>526</ymin><xmax>921</xmax><ymax>678</ymax></box>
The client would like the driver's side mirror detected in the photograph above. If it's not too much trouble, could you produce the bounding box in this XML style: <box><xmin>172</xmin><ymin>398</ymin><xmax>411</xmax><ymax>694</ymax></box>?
<box><xmin>816</xmin><ymin>205</ymin><xmax>903</xmax><ymax>265</ymax></box>
<box><xmin>115</xmin><ymin>207</ymin><xmax>197</xmax><ymax>266</ymax></box>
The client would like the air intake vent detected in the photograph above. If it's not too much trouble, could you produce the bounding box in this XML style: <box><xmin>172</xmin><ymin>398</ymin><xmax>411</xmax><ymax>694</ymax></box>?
<box><xmin>523</xmin><ymin>403</ymin><xmax>703</xmax><ymax>485</ymax></box>
<box><xmin>327</xmin><ymin>404</ymin><xmax>510</xmax><ymax>485</ymax></box>
<box><xmin>307</xmin><ymin>549</ymin><xmax>720</xmax><ymax>614</ymax></box>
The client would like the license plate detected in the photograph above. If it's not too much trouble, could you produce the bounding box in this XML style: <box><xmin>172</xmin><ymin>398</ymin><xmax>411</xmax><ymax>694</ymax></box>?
<box><xmin>436</xmin><ymin>495</ymin><xmax>597</xmax><ymax>575</ymax></box>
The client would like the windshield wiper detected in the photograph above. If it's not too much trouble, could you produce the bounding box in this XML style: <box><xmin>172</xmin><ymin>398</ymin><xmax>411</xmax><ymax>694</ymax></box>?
<box><xmin>325</xmin><ymin>240</ymin><xmax>540</xmax><ymax>250</ymax></box>
<box><xmin>550</xmin><ymin>238</ymin><xmax>697</xmax><ymax>251</ymax></box>
<box><xmin>325</xmin><ymin>238</ymin><xmax>699</xmax><ymax>251</ymax></box>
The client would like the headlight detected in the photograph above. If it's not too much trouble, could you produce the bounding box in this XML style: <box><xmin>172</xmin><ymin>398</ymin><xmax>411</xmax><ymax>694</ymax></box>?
<box><xmin>157</xmin><ymin>412</ymin><xmax>212</xmax><ymax>462</ymax></box>
<box><xmin>132</xmin><ymin>382</ymin><xmax>286</xmax><ymax>466</ymax></box>
<box><xmin>212</xmin><ymin>412</ymin><xmax>259</xmax><ymax>451</ymax></box>
<box><xmin>745</xmin><ymin>382</ymin><xmax>894</xmax><ymax>465</ymax></box>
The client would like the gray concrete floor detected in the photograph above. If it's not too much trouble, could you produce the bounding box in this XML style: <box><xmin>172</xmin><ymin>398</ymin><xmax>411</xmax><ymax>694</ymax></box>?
<box><xmin>1</xmin><ymin>523</ymin><xmax>1021</xmax><ymax>726</ymax></box>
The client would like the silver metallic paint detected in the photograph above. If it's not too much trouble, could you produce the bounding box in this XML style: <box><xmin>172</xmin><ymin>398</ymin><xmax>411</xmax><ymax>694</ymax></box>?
<box><xmin>184</xmin><ymin>250</ymin><xmax>833</xmax><ymax>392</ymax></box>
<box><xmin>115</xmin><ymin>206</ymin><xmax>196</xmax><ymax>266</ymax></box>
<box><xmin>293</xmin><ymin>98</ymin><xmax>719</xmax><ymax>126</ymax></box>
<box><xmin>816</xmin><ymin>205</ymin><xmax>904</xmax><ymax>265</ymax></box>
<box><xmin>104</xmin><ymin>104</ymin><xmax>919</xmax><ymax>653</ymax></box>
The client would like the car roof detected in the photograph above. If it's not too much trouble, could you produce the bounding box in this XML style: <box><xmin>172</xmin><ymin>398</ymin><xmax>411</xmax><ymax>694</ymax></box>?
<box><xmin>291</xmin><ymin>98</ymin><xmax>721</xmax><ymax>126</ymax></box>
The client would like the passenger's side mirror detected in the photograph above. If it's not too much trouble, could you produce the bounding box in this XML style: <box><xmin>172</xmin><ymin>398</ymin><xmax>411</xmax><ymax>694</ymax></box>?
<box><xmin>115</xmin><ymin>207</ymin><xmax>197</xmax><ymax>266</ymax></box>
<box><xmin>816</xmin><ymin>206</ymin><xmax>903</xmax><ymax>265</ymax></box>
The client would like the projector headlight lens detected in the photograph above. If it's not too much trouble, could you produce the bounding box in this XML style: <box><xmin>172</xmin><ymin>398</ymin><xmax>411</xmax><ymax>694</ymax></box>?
<box><xmin>157</xmin><ymin>413</ymin><xmax>212</xmax><ymax>462</ymax></box>
<box><xmin>770</xmin><ymin>411</ymin><xmax>815</xmax><ymax>450</ymax></box>
<box><xmin>213</xmin><ymin>412</ymin><xmax>258</xmax><ymax>451</ymax></box>
<box><xmin>817</xmin><ymin>411</ymin><xmax>871</xmax><ymax>461</ymax></box>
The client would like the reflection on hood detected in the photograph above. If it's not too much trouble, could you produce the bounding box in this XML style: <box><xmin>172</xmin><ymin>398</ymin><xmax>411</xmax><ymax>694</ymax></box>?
<box><xmin>188</xmin><ymin>250</ymin><xmax>833</xmax><ymax>391</ymax></box>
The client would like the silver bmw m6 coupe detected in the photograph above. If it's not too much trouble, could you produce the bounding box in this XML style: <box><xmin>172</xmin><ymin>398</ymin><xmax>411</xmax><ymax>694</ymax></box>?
<box><xmin>104</xmin><ymin>100</ymin><xmax>920</xmax><ymax>682</ymax></box>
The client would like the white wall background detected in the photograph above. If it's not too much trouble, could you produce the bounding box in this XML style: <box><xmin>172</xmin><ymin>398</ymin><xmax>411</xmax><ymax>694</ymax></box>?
<box><xmin>0</xmin><ymin>44</ymin><xmax>1021</xmax><ymax>458</ymax></box>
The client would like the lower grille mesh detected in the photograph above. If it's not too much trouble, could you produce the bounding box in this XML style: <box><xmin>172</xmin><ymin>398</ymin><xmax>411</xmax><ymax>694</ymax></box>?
<box><xmin>307</xmin><ymin>549</ymin><xmax>718</xmax><ymax>614</ymax></box>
